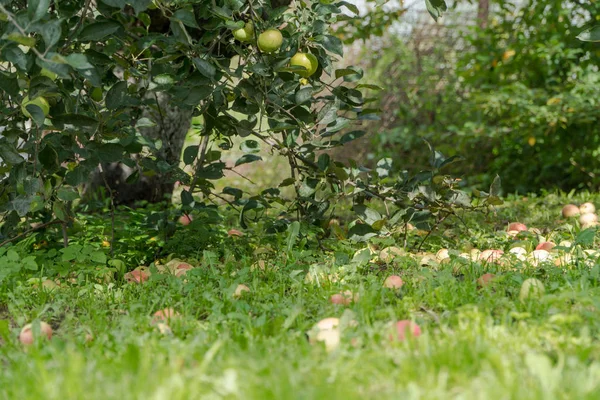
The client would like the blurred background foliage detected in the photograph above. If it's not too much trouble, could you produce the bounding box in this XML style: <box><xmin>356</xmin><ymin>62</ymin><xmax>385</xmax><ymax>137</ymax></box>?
<box><xmin>338</xmin><ymin>0</ymin><xmax>600</xmax><ymax>195</ymax></box>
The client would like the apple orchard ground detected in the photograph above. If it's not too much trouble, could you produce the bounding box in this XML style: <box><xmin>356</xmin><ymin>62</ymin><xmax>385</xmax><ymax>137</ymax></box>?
<box><xmin>3</xmin><ymin>192</ymin><xmax>600</xmax><ymax>399</ymax></box>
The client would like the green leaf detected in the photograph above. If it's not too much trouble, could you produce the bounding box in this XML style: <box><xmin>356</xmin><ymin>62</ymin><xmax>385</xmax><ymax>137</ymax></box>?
<box><xmin>320</xmin><ymin>35</ymin><xmax>344</xmax><ymax>57</ymax></box>
<box><xmin>353</xmin><ymin>204</ymin><xmax>382</xmax><ymax>225</ymax></box>
<box><xmin>10</xmin><ymin>196</ymin><xmax>32</xmax><ymax>217</ymax></box>
<box><xmin>240</xmin><ymin>140</ymin><xmax>260</xmax><ymax>154</ymax></box>
<box><xmin>376</xmin><ymin>158</ymin><xmax>392</xmax><ymax>177</ymax></box>
<box><xmin>105</xmin><ymin>81</ymin><xmax>128</xmax><ymax>110</ymax></box>
<box><xmin>577</xmin><ymin>26</ymin><xmax>600</xmax><ymax>42</ymax></box>
<box><xmin>340</xmin><ymin>130</ymin><xmax>365</xmax><ymax>144</ymax></box>
<box><xmin>25</xmin><ymin>103</ymin><xmax>46</xmax><ymax>127</ymax></box>
<box><xmin>222</xmin><ymin>187</ymin><xmax>243</xmax><ymax>200</ymax></box>
<box><xmin>129</xmin><ymin>0</ymin><xmax>152</xmax><ymax>14</ymax></box>
<box><xmin>93</xmin><ymin>143</ymin><xmax>125</xmax><ymax>163</ymax></box>
<box><xmin>90</xmin><ymin>251</ymin><xmax>107</xmax><ymax>264</ymax></box>
<box><xmin>295</xmin><ymin>87</ymin><xmax>313</xmax><ymax>105</ymax></box>
<box><xmin>65</xmin><ymin>54</ymin><xmax>93</xmax><ymax>70</ymax></box>
<box><xmin>425</xmin><ymin>0</ymin><xmax>447</xmax><ymax>21</ymax></box>
<box><xmin>181</xmin><ymin>189</ymin><xmax>195</xmax><ymax>206</ymax></box>
<box><xmin>298</xmin><ymin>178</ymin><xmax>319</xmax><ymax>197</ymax></box>
<box><xmin>193</xmin><ymin>58</ymin><xmax>216</xmax><ymax>79</ymax></box>
<box><xmin>6</xmin><ymin>34</ymin><xmax>36</xmax><ymax>48</ymax></box>
<box><xmin>490</xmin><ymin>175</ymin><xmax>502</xmax><ymax>198</ymax></box>
<box><xmin>38</xmin><ymin>145</ymin><xmax>59</xmax><ymax>170</ymax></box>
<box><xmin>183</xmin><ymin>145</ymin><xmax>198</xmax><ymax>165</ymax></box>
<box><xmin>286</xmin><ymin>221</ymin><xmax>300</xmax><ymax>252</ymax></box>
<box><xmin>0</xmin><ymin>72</ymin><xmax>20</xmax><ymax>96</ymax></box>
<box><xmin>348</xmin><ymin>223</ymin><xmax>377</xmax><ymax>242</ymax></box>
<box><xmin>235</xmin><ymin>154</ymin><xmax>262</xmax><ymax>167</ymax></box>
<box><xmin>173</xmin><ymin>9</ymin><xmax>199</xmax><ymax>28</ymax></box>
<box><xmin>317</xmin><ymin>102</ymin><xmax>338</xmax><ymax>125</ymax></box>
<box><xmin>57</xmin><ymin>187</ymin><xmax>80</xmax><ymax>201</ymax></box>
<box><xmin>40</xmin><ymin>20</ymin><xmax>62</xmax><ymax>49</ymax></box>
<box><xmin>28</xmin><ymin>0</ymin><xmax>50</xmax><ymax>22</ymax></box>
<box><xmin>574</xmin><ymin>228</ymin><xmax>596</xmax><ymax>247</ymax></box>
<box><xmin>0</xmin><ymin>140</ymin><xmax>25</xmax><ymax>164</ymax></box>
<box><xmin>52</xmin><ymin>114</ymin><xmax>99</xmax><ymax>133</ymax></box>
<box><xmin>336</xmin><ymin>1</ymin><xmax>359</xmax><ymax>14</ymax></box>
<box><xmin>79</xmin><ymin>21</ymin><xmax>122</xmax><ymax>41</ymax></box>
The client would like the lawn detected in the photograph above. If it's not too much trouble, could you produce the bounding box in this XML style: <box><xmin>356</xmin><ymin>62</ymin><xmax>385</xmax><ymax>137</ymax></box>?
<box><xmin>2</xmin><ymin>192</ymin><xmax>600</xmax><ymax>399</ymax></box>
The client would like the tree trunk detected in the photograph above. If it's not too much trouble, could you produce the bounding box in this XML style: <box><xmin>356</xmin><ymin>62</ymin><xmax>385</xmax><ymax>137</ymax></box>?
<box><xmin>477</xmin><ymin>0</ymin><xmax>489</xmax><ymax>29</ymax></box>
<box><xmin>86</xmin><ymin>93</ymin><xmax>193</xmax><ymax>205</ymax></box>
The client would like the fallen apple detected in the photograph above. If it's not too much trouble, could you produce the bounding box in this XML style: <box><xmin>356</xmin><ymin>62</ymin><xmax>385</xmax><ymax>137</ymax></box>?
<box><xmin>479</xmin><ymin>249</ymin><xmax>504</xmax><ymax>264</ymax></box>
<box><xmin>519</xmin><ymin>278</ymin><xmax>545</xmax><ymax>301</ymax></box>
<box><xmin>330</xmin><ymin>290</ymin><xmax>358</xmax><ymax>306</ymax></box>
<box><xmin>19</xmin><ymin>321</ymin><xmax>53</xmax><ymax>345</ymax></box>
<box><xmin>383</xmin><ymin>275</ymin><xmax>404</xmax><ymax>289</ymax></box>
<box><xmin>227</xmin><ymin>229</ymin><xmax>244</xmax><ymax>237</ymax></box>
<box><xmin>152</xmin><ymin>308</ymin><xmax>180</xmax><ymax>323</ymax></box>
<box><xmin>507</xmin><ymin>222</ymin><xmax>527</xmax><ymax>232</ymax></box>
<box><xmin>233</xmin><ymin>284</ymin><xmax>250</xmax><ymax>298</ymax></box>
<box><xmin>580</xmin><ymin>202</ymin><xmax>596</xmax><ymax>215</ymax></box>
<box><xmin>435</xmin><ymin>248</ymin><xmax>450</xmax><ymax>262</ymax></box>
<box><xmin>477</xmin><ymin>273</ymin><xmax>496</xmax><ymax>288</ymax></box>
<box><xmin>579</xmin><ymin>213</ymin><xmax>598</xmax><ymax>226</ymax></box>
<box><xmin>124</xmin><ymin>267</ymin><xmax>150</xmax><ymax>284</ymax></box>
<box><xmin>379</xmin><ymin>246</ymin><xmax>405</xmax><ymax>263</ymax></box>
<box><xmin>535</xmin><ymin>242</ymin><xmax>556</xmax><ymax>252</ymax></box>
<box><xmin>562</xmin><ymin>204</ymin><xmax>580</xmax><ymax>218</ymax></box>
<box><xmin>390</xmin><ymin>320</ymin><xmax>421</xmax><ymax>341</ymax></box>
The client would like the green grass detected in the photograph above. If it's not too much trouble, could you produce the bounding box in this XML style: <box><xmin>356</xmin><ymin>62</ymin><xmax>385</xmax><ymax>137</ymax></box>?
<box><xmin>3</xmin><ymin>192</ymin><xmax>600</xmax><ymax>399</ymax></box>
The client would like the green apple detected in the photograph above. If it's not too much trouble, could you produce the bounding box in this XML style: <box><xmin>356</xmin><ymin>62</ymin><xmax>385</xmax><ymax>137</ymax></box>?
<box><xmin>519</xmin><ymin>278</ymin><xmax>545</xmax><ymax>301</ymax></box>
<box><xmin>233</xmin><ymin>21</ymin><xmax>254</xmax><ymax>43</ymax></box>
<box><xmin>257</xmin><ymin>29</ymin><xmax>283</xmax><ymax>53</ymax></box>
<box><xmin>21</xmin><ymin>95</ymin><xmax>50</xmax><ymax>118</ymax></box>
<box><xmin>289</xmin><ymin>52</ymin><xmax>319</xmax><ymax>77</ymax></box>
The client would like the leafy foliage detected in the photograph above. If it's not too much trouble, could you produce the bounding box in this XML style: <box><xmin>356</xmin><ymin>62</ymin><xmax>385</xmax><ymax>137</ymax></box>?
<box><xmin>365</xmin><ymin>0</ymin><xmax>600</xmax><ymax>194</ymax></box>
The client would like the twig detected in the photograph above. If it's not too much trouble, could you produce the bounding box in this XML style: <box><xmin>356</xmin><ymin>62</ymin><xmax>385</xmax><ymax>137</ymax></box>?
<box><xmin>0</xmin><ymin>220</ymin><xmax>62</xmax><ymax>248</ymax></box>
<box><xmin>0</xmin><ymin>4</ymin><xmax>50</xmax><ymax>62</ymax></box>
<box><xmin>98</xmin><ymin>164</ymin><xmax>116</xmax><ymax>258</ymax></box>
<box><xmin>61</xmin><ymin>0</ymin><xmax>93</xmax><ymax>51</ymax></box>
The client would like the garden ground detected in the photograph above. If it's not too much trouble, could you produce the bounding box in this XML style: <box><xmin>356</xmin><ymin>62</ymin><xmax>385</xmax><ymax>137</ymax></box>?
<box><xmin>2</xmin><ymin>192</ymin><xmax>600</xmax><ymax>399</ymax></box>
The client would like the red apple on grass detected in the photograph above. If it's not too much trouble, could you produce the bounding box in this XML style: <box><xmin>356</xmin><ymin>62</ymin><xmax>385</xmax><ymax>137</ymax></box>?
<box><xmin>477</xmin><ymin>273</ymin><xmax>496</xmax><ymax>288</ymax></box>
<box><xmin>19</xmin><ymin>321</ymin><xmax>53</xmax><ymax>345</ymax></box>
<box><xmin>383</xmin><ymin>275</ymin><xmax>404</xmax><ymax>289</ymax></box>
<box><xmin>535</xmin><ymin>242</ymin><xmax>556</xmax><ymax>252</ymax></box>
<box><xmin>390</xmin><ymin>320</ymin><xmax>421</xmax><ymax>341</ymax></box>
<box><xmin>562</xmin><ymin>204</ymin><xmax>580</xmax><ymax>218</ymax></box>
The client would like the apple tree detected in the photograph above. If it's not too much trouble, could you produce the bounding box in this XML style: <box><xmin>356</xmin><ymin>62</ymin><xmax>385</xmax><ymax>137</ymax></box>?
<box><xmin>0</xmin><ymin>0</ymin><xmax>461</xmax><ymax>248</ymax></box>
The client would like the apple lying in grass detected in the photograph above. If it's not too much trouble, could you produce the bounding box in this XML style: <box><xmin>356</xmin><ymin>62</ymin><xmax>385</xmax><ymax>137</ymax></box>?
<box><xmin>19</xmin><ymin>321</ymin><xmax>53</xmax><ymax>345</ymax></box>
<box><xmin>436</xmin><ymin>248</ymin><xmax>450</xmax><ymax>262</ymax></box>
<box><xmin>330</xmin><ymin>290</ymin><xmax>359</xmax><ymax>306</ymax></box>
<box><xmin>383</xmin><ymin>275</ymin><xmax>404</xmax><ymax>289</ymax></box>
<box><xmin>390</xmin><ymin>320</ymin><xmax>421</xmax><ymax>341</ymax></box>
<box><xmin>477</xmin><ymin>273</ymin><xmax>496</xmax><ymax>288</ymax></box>
<box><xmin>124</xmin><ymin>267</ymin><xmax>150</xmax><ymax>284</ymax></box>
<box><xmin>562</xmin><ymin>204</ymin><xmax>580</xmax><ymax>218</ymax></box>
<box><xmin>507</xmin><ymin>222</ymin><xmax>527</xmax><ymax>232</ymax></box>
<box><xmin>535</xmin><ymin>242</ymin><xmax>556</xmax><ymax>252</ymax></box>
<box><xmin>178</xmin><ymin>214</ymin><xmax>193</xmax><ymax>226</ymax></box>
<box><xmin>308</xmin><ymin>318</ymin><xmax>341</xmax><ymax>352</ymax></box>
<box><xmin>227</xmin><ymin>229</ymin><xmax>244</xmax><ymax>237</ymax></box>
<box><xmin>233</xmin><ymin>284</ymin><xmax>250</xmax><ymax>298</ymax></box>
<box><xmin>152</xmin><ymin>308</ymin><xmax>180</xmax><ymax>323</ymax></box>
<box><xmin>580</xmin><ymin>202</ymin><xmax>596</xmax><ymax>215</ymax></box>
<box><xmin>579</xmin><ymin>212</ymin><xmax>598</xmax><ymax>227</ymax></box>
<box><xmin>379</xmin><ymin>246</ymin><xmax>405</xmax><ymax>263</ymax></box>
<box><xmin>479</xmin><ymin>249</ymin><xmax>504</xmax><ymax>264</ymax></box>
<box><xmin>519</xmin><ymin>278</ymin><xmax>545</xmax><ymax>301</ymax></box>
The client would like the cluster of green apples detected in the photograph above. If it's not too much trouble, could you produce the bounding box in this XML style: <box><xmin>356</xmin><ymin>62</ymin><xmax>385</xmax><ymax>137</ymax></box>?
<box><xmin>231</xmin><ymin>21</ymin><xmax>319</xmax><ymax>79</ymax></box>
